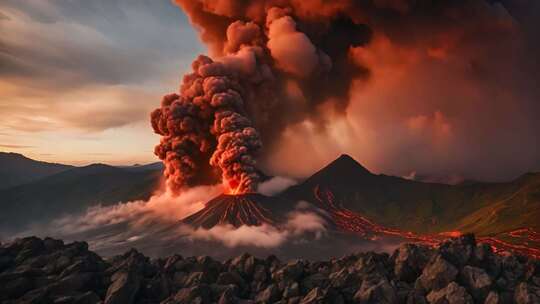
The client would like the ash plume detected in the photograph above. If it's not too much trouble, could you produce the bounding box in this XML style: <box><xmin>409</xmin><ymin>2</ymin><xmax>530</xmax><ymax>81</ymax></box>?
<box><xmin>154</xmin><ymin>0</ymin><xmax>540</xmax><ymax>192</ymax></box>
<box><xmin>152</xmin><ymin>1</ymin><xmax>371</xmax><ymax>194</ymax></box>
<box><xmin>151</xmin><ymin>55</ymin><xmax>264</xmax><ymax>193</ymax></box>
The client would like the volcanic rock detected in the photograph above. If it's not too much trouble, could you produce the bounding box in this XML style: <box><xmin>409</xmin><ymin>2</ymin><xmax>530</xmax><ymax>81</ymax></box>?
<box><xmin>394</xmin><ymin>243</ymin><xmax>434</xmax><ymax>283</ymax></box>
<box><xmin>459</xmin><ymin>265</ymin><xmax>492</xmax><ymax>301</ymax></box>
<box><xmin>417</xmin><ymin>255</ymin><xmax>459</xmax><ymax>292</ymax></box>
<box><xmin>1</xmin><ymin>235</ymin><xmax>539</xmax><ymax>304</ymax></box>
<box><xmin>255</xmin><ymin>283</ymin><xmax>281</xmax><ymax>303</ymax></box>
<box><xmin>425</xmin><ymin>282</ymin><xmax>473</xmax><ymax>304</ymax></box>
<box><xmin>182</xmin><ymin>193</ymin><xmax>283</xmax><ymax>228</ymax></box>
<box><xmin>353</xmin><ymin>276</ymin><xmax>397</xmax><ymax>303</ymax></box>
<box><xmin>515</xmin><ymin>282</ymin><xmax>540</xmax><ymax>304</ymax></box>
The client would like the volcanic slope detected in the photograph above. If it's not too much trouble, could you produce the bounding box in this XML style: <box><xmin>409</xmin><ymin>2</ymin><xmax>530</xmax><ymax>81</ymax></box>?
<box><xmin>281</xmin><ymin>155</ymin><xmax>540</xmax><ymax>246</ymax></box>
<box><xmin>182</xmin><ymin>193</ymin><xmax>294</xmax><ymax>229</ymax></box>
<box><xmin>179</xmin><ymin>155</ymin><xmax>540</xmax><ymax>255</ymax></box>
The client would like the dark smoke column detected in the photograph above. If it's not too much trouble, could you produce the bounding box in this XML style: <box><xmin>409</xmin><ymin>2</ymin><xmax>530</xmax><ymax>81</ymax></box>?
<box><xmin>153</xmin><ymin>1</ymin><xmax>375</xmax><ymax>195</ymax></box>
<box><xmin>151</xmin><ymin>55</ymin><xmax>262</xmax><ymax>195</ymax></box>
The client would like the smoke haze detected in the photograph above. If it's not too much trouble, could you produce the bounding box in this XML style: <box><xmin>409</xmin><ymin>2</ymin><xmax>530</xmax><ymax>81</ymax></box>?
<box><xmin>163</xmin><ymin>0</ymin><xmax>540</xmax><ymax>184</ymax></box>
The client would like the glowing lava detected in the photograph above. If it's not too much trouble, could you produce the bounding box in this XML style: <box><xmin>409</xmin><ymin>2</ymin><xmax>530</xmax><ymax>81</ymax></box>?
<box><xmin>313</xmin><ymin>185</ymin><xmax>540</xmax><ymax>259</ymax></box>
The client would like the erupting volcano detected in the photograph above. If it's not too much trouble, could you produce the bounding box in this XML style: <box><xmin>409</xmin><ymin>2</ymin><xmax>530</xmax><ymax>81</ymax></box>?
<box><xmin>146</xmin><ymin>0</ymin><xmax>540</xmax><ymax>259</ymax></box>
<box><xmin>173</xmin><ymin>154</ymin><xmax>540</xmax><ymax>259</ymax></box>
<box><xmin>182</xmin><ymin>193</ymin><xmax>279</xmax><ymax>228</ymax></box>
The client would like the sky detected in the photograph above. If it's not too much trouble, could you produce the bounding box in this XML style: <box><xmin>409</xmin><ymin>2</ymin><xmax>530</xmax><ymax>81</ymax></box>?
<box><xmin>0</xmin><ymin>0</ymin><xmax>203</xmax><ymax>165</ymax></box>
<box><xmin>1</xmin><ymin>0</ymin><xmax>539</xmax><ymax>183</ymax></box>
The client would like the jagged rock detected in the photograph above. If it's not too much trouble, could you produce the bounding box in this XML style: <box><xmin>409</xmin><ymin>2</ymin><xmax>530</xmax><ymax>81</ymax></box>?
<box><xmin>163</xmin><ymin>284</ymin><xmax>211</xmax><ymax>304</ymax></box>
<box><xmin>353</xmin><ymin>276</ymin><xmax>397</xmax><ymax>304</ymax></box>
<box><xmin>42</xmin><ymin>238</ymin><xmax>64</xmax><ymax>252</ymax></box>
<box><xmin>14</xmin><ymin>287</ymin><xmax>51</xmax><ymax>304</ymax></box>
<box><xmin>0</xmin><ymin>276</ymin><xmax>33</xmax><ymax>300</ymax></box>
<box><xmin>229</xmin><ymin>253</ymin><xmax>257</xmax><ymax>277</ymax></box>
<box><xmin>438</xmin><ymin>234</ymin><xmax>476</xmax><ymax>268</ymax></box>
<box><xmin>194</xmin><ymin>256</ymin><xmax>222</xmax><ymax>282</ymax></box>
<box><xmin>274</xmin><ymin>260</ymin><xmax>305</xmax><ymax>282</ymax></box>
<box><xmin>502</xmin><ymin>255</ymin><xmax>526</xmax><ymax>290</ymax></box>
<box><xmin>216</xmin><ymin>271</ymin><xmax>246</xmax><ymax>288</ymax></box>
<box><xmin>300</xmin><ymin>287</ymin><xmax>343</xmax><ymax>304</ymax></box>
<box><xmin>354</xmin><ymin>252</ymin><xmax>391</xmax><ymax>278</ymax></box>
<box><xmin>255</xmin><ymin>284</ymin><xmax>281</xmax><ymax>303</ymax></box>
<box><xmin>484</xmin><ymin>291</ymin><xmax>501</xmax><ymax>304</ymax></box>
<box><xmin>459</xmin><ymin>265</ymin><xmax>492</xmax><ymax>301</ymax></box>
<box><xmin>217</xmin><ymin>287</ymin><xmax>237</xmax><ymax>304</ymax></box>
<box><xmin>163</xmin><ymin>254</ymin><xmax>183</xmax><ymax>272</ymax></box>
<box><xmin>515</xmin><ymin>282</ymin><xmax>540</xmax><ymax>304</ymax></box>
<box><xmin>472</xmin><ymin>243</ymin><xmax>501</xmax><ymax>278</ymax></box>
<box><xmin>426</xmin><ymin>282</ymin><xmax>473</xmax><ymax>304</ymax></box>
<box><xmin>104</xmin><ymin>271</ymin><xmax>141</xmax><ymax>304</ymax></box>
<box><xmin>301</xmin><ymin>273</ymin><xmax>329</xmax><ymax>292</ymax></box>
<box><xmin>278</xmin><ymin>281</ymin><xmax>297</xmax><ymax>299</ymax></box>
<box><xmin>394</xmin><ymin>243</ymin><xmax>434</xmax><ymax>283</ymax></box>
<box><xmin>54</xmin><ymin>291</ymin><xmax>102</xmax><ymax>304</ymax></box>
<box><xmin>417</xmin><ymin>255</ymin><xmax>458</xmax><ymax>292</ymax></box>
<box><xmin>396</xmin><ymin>281</ymin><xmax>413</xmax><ymax>303</ymax></box>
<box><xmin>329</xmin><ymin>268</ymin><xmax>360</xmax><ymax>300</ymax></box>
<box><xmin>0</xmin><ymin>236</ymin><xmax>537</xmax><ymax>304</ymax></box>
<box><xmin>407</xmin><ymin>288</ymin><xmax>428</xmax><ymax>304</ymax></box>
<box><xmin>48</xmin><ymin>272</ymin><xmax>98</xmax><ymax>295</ymax></box>
<box><xmin>141</xmin><ymin>273</ymin><xmax>171</xmax><ymax>301</ymax></box>
<box><xmin>0</xmin><ymin>255</ymin><xmax>13</xmax><ymax>271</ymax></box>
<box><xmin>253</xmin><ymin>264</ymin><xmax>268</xmax><ymax>282</ymax></box>
<box><xmin>185</xmin><ymin>271</ymin><xmax>211</xmax><ymax>287</ymax></box>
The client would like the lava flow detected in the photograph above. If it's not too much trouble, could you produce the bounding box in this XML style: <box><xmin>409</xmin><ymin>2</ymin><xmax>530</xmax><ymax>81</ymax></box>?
<box><xmin>313</xmin><ymin>186</ymin><xmax>540</xmax><ymax>259</ymax></box>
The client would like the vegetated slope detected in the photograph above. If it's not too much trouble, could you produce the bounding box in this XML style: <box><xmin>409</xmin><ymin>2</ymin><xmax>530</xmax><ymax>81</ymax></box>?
<box><xmin>282</xmin><ymin>154</ymin><xmax>540</xmax><ymax>238</ymax></box>
<box><xmin>0</xmin><ymin>152</ymin><xmax>73</xmax><ymax>190</ymax></box>
<box><xmin>0</xmin><ymin>164</ymin><xmax>162</xmax><ymax>234</ymax></box>
<box><xmin>455</xmin><ymin>173</ymin><xmax>540</xmax><ymax>235</ymax></box>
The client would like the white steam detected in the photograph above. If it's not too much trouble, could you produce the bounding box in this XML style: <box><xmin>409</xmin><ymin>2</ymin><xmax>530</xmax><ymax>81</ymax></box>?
<box><xmin>186</xmin><ymin>202</ymin><xmax>327</xmax><ymax>248</ymax></box>
<box><xmin>257</xmin><ymin>176</ymin><xmax>297</xmax><ymax>196</ymax></box>
<box><xmin>23</xmin><ymin>184</ymin><xmax>326</xmax><ymax>250</ymax></box>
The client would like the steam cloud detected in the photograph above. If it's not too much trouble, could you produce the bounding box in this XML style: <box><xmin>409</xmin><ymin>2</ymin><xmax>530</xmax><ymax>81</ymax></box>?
<box><xmin>155</xmin><ymin>0</ymin><xmax>540</xmax><ymax>186</ymax></box>
<box><xmin>22</xmin><ymin>193</ymin><xmax>326</xmax><ymax>252</ymax></box>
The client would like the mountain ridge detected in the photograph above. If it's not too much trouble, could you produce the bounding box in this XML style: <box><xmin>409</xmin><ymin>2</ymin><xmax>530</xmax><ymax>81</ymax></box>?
<box><xmin>0</xmin><ymin>152</ymin><xmax>74</xmax><ymax>190</ymax></box>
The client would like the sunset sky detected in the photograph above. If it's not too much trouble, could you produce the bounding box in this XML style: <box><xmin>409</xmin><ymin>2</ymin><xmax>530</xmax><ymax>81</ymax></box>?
<box><xmin>1</xmin><ymin>0</ymin><xmax>539</xmax><ymax>182</ymax></box>
<box><xmin>0</xmin><ymin>0</ymin><xmax>202</xmax><ymax>165</ymax></box>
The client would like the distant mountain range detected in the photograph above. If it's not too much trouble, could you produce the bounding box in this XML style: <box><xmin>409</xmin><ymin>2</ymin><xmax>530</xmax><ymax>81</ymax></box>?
<box><xmin>0</xmin><ymin>152</ymin><xmax>74</xmax><ymax>190</ymax></box>
<box><xmin>0</xmin><ymin>152</ymin><xmax>163</xmax><ymax>235</ymax></box>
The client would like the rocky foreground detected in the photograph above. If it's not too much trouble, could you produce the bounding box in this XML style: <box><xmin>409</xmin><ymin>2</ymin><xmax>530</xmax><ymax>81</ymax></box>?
<box><xmin>0</xmin><ymin>235</ymin><xmax>539</xmax><ymax>304</ymax></box>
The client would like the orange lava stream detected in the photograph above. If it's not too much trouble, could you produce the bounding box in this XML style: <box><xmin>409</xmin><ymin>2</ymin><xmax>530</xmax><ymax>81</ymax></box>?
<box><xmin>313</xmin><ymin>186</ymin><xmax>540</xmax><ymax>259</ymax></box>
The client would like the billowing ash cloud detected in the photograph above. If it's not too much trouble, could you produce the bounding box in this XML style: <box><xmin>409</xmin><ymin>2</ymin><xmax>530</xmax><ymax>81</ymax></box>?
<box><xmin>152</xmin><ymin>0</ymin><xmax>371</xmax><ymax>194</ymax></box>
<box><xmin>154</xmin><ymin>0</ymin><xmax>540</xmax><ymax>192</ymax></box>
<box><xmin>151</xmin><ymin>55</ymin><xmax>265</xmax><ymax>193</ymax></box>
